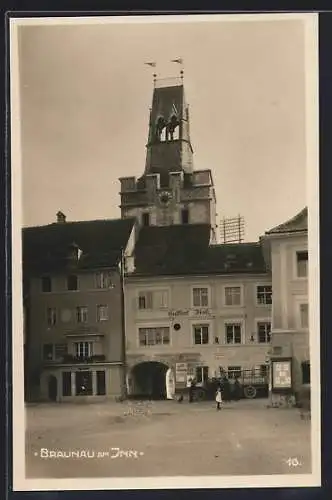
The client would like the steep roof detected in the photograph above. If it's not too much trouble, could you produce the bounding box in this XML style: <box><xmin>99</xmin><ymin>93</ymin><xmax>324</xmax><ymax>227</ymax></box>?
<box><xmin>133</xmin><ymin>224</ymin><xmax>267</xmax><ymax>276</ymax></box>
<box><xmin>265</xmin><ymin>207</ymin><xmax>308</xmax><ymax>235</ymax></box>
<box><xmin>23</xmin><ymin>217</ymin><xmax>135</xmax><ymax>275</ymax></box>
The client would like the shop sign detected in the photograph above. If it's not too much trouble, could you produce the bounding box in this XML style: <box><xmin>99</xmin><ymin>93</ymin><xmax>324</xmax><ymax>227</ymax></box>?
<box><xmin>272</xmin><ymin>359</ymin><xmax>292</xmax><ymax>390</ymax></box>
<box><xmin>175</xmin><ymin>362</ymin><xmax>188</xmax><ymax>383</ymax></box>
<box><xmin>168</xmin><ymin>308</ymin><xmax>215</xmax><ymax>318</ymax></box>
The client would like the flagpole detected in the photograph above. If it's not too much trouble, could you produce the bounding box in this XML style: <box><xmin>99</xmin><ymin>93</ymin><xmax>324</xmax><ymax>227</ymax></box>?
<box><xmin>144</xmin><ymin>62</ymin><xmax>157</xmax><ymax>87</ymax></box>
<box><xmin>170</xmin><ymin>58</ymin><xmax>184</xmax><ymax>82</ymax></box>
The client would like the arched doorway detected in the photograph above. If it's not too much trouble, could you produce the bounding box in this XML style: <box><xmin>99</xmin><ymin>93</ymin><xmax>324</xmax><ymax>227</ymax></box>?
<box><xmin>48</xmin><ymin>375</ymin><xmax>58</xmax><ymax>401</ymax></box>
<box><xmin>131</xmin><ymin>362</ymin><xmax>169</xmax><ymax>400</ymax></box>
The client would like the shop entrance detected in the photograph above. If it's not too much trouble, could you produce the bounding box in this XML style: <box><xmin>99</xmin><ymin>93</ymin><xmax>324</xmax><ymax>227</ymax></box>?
<box><xmin>131</xmin><ymin>362</ymin><xmax>169</xmax><ymax>400</ymax></box>
<box><xmin>48</xmin><ymin>375</ymin><xmax>58</xmax><ymax>401</ymax></box>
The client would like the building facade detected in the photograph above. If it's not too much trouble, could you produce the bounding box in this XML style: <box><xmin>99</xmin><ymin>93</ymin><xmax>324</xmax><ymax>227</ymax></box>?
<box><xmin>125</xmin><ymin>269</ymin><xmax>272</xmax><ymax>398</ymax></box>
<box><xmin>262</xmin><ymin>208</ymin><xmax>309</xmax><ymax>400</ymax></box>
<box><xmin>23</xmin><ymin>214</ymin><xmax>136</xmax><ymax>402</ymax></box>
<box><xmin>23</xmin><ymin>75</ymin><xmax>310</xmax><ymax>404</ymax></box>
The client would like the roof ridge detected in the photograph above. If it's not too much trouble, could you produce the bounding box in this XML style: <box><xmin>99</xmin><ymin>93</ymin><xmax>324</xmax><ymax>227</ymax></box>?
<box><xmin>266</xmin><ymin>206</ymin><xmax>307</xmax><ymax>234</ymax></box>
<box><xmin>23</xmin><ymin>217</ymin><xmax>135</xmax><ymax>231</ymax></box>
<box><xmin>209</xmin><ymin>242</ymin><xmax>261</xmax><ymax>249</ymax></box>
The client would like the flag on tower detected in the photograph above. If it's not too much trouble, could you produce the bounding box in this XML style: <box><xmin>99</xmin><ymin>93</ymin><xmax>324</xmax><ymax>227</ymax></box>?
<box><xmin>144</xmin><ymin>62</ymin><xmax>156</xmax><ymax>67</ymax></box>
<box><xmin>171</xmin><ymin>58</ymin><xmax>183</xmax><ymax>65</ymax></box>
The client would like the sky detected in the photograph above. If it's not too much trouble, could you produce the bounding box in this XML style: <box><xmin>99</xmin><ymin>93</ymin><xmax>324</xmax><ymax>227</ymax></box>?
<box><xmin>17</xmin><ymin>15</ymin><xmax>312</xmax><ymax>242</ymax></box>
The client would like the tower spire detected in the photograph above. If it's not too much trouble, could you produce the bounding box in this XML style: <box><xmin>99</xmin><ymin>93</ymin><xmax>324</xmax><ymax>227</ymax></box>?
<box><xmin>144</xmin><ymin>72</ymin><xmax>193</xmax><ymax>185</ymax></box>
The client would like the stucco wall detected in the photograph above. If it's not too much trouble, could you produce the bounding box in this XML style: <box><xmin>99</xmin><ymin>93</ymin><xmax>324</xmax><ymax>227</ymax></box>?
<box><xmin>27</xmin><ymin>269</ymin><xmax>124</xmax><ymax>398</ymax></box>
<box><xmin>124</xmin><ymin>274</ymin><xmax>272</xmax><ymax>375</ymax></box>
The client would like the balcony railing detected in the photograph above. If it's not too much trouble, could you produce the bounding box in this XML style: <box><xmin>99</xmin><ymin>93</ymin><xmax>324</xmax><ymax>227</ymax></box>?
<box><xmin>44</xmin><ymin>354</ymin><xmax>106</xmax><ymax>364</ymax></box>
<box><xmin>155</xmin><ymin>76</ymin><xmax>183</xmax><ymax>89</ymax></box>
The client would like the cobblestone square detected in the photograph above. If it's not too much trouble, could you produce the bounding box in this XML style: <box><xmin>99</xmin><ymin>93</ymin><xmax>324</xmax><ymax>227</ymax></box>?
<box><xmin>25</xmin><ymin>399</ymin><xmax>311</xmax><ymax>478</ymax></box>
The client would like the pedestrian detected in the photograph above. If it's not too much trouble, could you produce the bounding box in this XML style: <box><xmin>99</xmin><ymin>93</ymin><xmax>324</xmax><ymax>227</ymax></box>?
<box><xmin>215</xmin><ymin>387</ymin><xmax>222</xmax><ymax>410</ymax></box>
<box><xmin>222</xmin><ymin>376</ymin><xmax>231</xmax><ymax>402</ymax></box>
<box><xmin>188</xmin><ymin>378</ymin><xmax>196</xmax><ymax>403</ymax></box>
<box><xmin>234</xmin><ymin>377</ymin><xmax>242</xmax><ymax>401</ymax></box>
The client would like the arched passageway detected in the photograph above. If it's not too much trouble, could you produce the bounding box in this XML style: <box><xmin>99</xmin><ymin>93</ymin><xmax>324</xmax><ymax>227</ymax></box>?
<box><xmin>130</xmin><ymin>362</ymin><xmax>169</xmax><ymax>400</ymax></box>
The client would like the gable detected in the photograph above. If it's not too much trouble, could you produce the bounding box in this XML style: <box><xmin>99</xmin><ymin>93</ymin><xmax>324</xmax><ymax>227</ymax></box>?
<box><xmin>265</xmin><ymin>207</ymin><xmax>308</xmax><ymax>235</ymax></box>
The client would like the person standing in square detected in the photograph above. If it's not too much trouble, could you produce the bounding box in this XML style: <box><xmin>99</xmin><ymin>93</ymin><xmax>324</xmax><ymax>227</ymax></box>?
<box><xmin>216</xmin><ymin>387</ymin><xmax>223</xmax><ymax>410</ymax></box>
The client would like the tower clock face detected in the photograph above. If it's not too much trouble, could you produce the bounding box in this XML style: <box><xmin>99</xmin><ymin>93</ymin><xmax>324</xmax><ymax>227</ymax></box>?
<box><xmin>159</xmin><ymin>191</ymin><xmax>172</xmax><ymax>204</ymax></box>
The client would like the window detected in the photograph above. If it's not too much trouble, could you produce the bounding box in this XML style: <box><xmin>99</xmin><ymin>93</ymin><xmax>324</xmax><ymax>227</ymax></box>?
<box><xmin>75</xmin><ymin>371</ymin><xmax>93</xmax><ymax>396</ymax></box>
<box><xmin>62</xmin><ymin>372</ymin><xmax>71</xmax><ymax>397</ymax></box>
<box><xmin>43</xmin><ymin>343</ymin><xmax>67</xmax><ymax>361</ymax></box>
<box><xmin>154</xmin><ymin>290</ymin><xmax>169</xmax><ymax>309</ymax></box>
<box><xmin>54</xmin><ymin>343</ymin><xmax>68</xmax><ymax>359</ymax></box>
<box><xmin>195</xmin><ymin>366</ymin><xmax>209</xmax><ymax>384</ymax></box>
<box><xmin>193</xmin><ymin>325</ymin><xmax>209</xmax><ymax>345</ymax></box>
<box><xmin>76</xmin><ymin>306</ymin><xmax>88</xmax><ymax>323</ymax></box>
<box><xmin>74</xmin><ymin>341</ymin><xmax>93</xmax><ymax>358</ymax></box>
<box><xmin>138</xmin><ymin>290</ymin><xmax>168</xmax><ymax>310</ymax></box>
<box><xmin>181</xmin><ymin>208</ymin><xmax>189</xmax><ymax>224</ymax></box>
<box><xmin>95</xmin><ymin>271</ymin><xmax>112</xmax><ymax>289</ymax></box>
<box><xmin>225</xmin><ymin>323</ymin><xmax>242</xmax><ymax>344</ymax></box>
<box><xmin>300</xmin><ymin>303</ymin><xmax>309</xmax><ymax>328</ymax></box>
<box><xmin>260</xmin><ymin>364</ymin><xmax>268</xmax><ymax>378</ymax></box>
<box><xmin>142</xmin><ymin>212</ymin><xmax>150</xmax><ymax>227</ymax></box>
<box><xmin>257</xmin><ymin>285</ymin><xmax>272</xmax><ymax>305</ymax></box>
<box><xmin>41</xmin><ymin>276</ymin><xmax>52</xmax><ymax>293</ymax></box>
<box><xmin>193</xmin><ymin>287</ymin><xmax>209</xmax><ymax>307</ymax></box>
<box><xmin>301</xmin><ymin>361</ymin><xmax>310</xmax><ymax>384</ymax></box>
<box><xmin>296</xmin><ymin>251</ymin><xmax>308</xmax><ymax>278</ymax></box>
<box><xmin>46</xmin><ymin>307</ymin><xmax>57</xmax><ymax>327</ymax></box>
<box><xmin>228</xmin><ymin>366</ymin><xmax>242</xmax><ymax>379</ymax></box>
<box><xmin>138</xmin><ymin>327</ymin><xmax>170</xmax><ymax>346</ymax></box>
<box><xmin>138</xmin><ymin>291</ymin><xmax>153</xmax><ymax>310</ymax></box>
<box><xmin>257</xmin><ymin>322</ymin><xmax>271</xmax><ymax>343</ymax></box>
<box><xmin>225</xmin><ymin>286</ymin><xmax>241</xmax><ymax>306</ymax></box>
<box><xmin>43</xmin><ymin>344</ymin><xmax>53</xmax><ymax>361</ymax></box>
<box><xmin>97</xmin><ymin>305</ymin><xmax>109</xmax><ymax>321</ymax></box>
<box><xmin>67</xmin><ymin>274</ymin><xmax>78</xmax><ymax>291</ymax></box>
<box><xmin>96</xmin><ymin>371</ymin><xmax>106</xmax><ymax>395</ymax></box>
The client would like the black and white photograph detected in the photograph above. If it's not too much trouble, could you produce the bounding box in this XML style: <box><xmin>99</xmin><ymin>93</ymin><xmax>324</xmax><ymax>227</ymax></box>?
<box><xmin>10</xmin><ymin>13</ymin><xmax>320</xmax><ymax>490</ymax></box>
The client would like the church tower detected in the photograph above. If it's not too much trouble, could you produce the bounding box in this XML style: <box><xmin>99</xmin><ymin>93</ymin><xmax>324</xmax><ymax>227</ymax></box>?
<box><xmin>119</xmin><ymin>73</ymin><xmax>217</xmax><ymax>243</ymax></box>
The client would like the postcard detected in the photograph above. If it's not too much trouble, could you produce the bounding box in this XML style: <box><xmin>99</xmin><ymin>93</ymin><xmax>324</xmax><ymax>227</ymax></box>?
<box><xmin>9</xmin><ymin>12</ymin><xmax>320</xmax><ymax>491</ymax></box>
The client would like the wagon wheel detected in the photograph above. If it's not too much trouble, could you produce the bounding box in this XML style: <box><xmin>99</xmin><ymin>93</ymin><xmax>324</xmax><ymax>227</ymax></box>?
<box><xmin>244</xmin><ymin>385</ymin><xmax>257</xmax><ymax>399</ymax></box>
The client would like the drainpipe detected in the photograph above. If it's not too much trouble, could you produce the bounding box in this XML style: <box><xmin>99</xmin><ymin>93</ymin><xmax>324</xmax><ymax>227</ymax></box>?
<box><xmin>120</xmin><ymin>249</ymin><xmax>127</xmax><ymax>400</ymax></box>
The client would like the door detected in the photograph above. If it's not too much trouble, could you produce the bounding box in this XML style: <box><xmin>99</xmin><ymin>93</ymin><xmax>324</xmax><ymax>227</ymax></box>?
<box><xmin>165</xmin><ymin>368</ymin><xmax>175</xmax><ymax>400</ymax></box>
<box><xmin>48</xmin><ymin>375</ymin><xmax>58</xmax><ymax>401</ymax></box>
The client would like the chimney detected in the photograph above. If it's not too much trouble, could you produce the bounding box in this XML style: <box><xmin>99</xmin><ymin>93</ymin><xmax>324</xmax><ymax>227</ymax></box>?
<box><xmin>56</xmin><ymin>211</ymin><xmax>66</xmax><ymax>223</ymax></box>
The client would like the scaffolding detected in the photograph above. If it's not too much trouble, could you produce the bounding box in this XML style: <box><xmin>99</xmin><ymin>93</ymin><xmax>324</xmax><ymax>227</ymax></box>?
<box><xmin>220</xmin><ymin>215</ymin><xmax>245</xmax><ymax>244</ymax></box>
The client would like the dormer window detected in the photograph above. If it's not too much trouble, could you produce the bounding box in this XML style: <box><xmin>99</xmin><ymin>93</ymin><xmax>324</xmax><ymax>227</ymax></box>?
<box><xmin>69</xmin><ymin>243</ymin><xmax>83</xmax><ymax>261</ymax></box>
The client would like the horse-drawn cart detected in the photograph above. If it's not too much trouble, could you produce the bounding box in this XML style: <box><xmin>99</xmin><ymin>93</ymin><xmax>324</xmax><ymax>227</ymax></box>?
<box><xmin>189</xmin><ymin>367</ymin><xmax>268</xmax><ymax>402</ymax></box>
